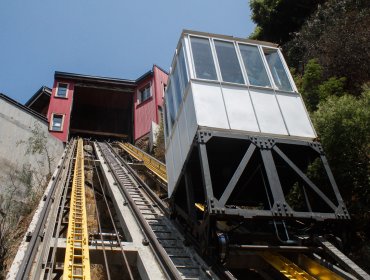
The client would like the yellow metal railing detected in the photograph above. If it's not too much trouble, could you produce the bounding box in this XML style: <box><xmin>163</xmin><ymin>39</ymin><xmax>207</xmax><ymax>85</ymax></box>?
<box><xmin>260</xmin><ymin>252</ymin><xmax>315</xmax><ymax>280</ymax></box>
<box><xmin>117</xmin><ymin>142</ymin><xmax>167</xmax><ymax>183</ymax></box>
<box><xmin>63</xmin><ymin>139</ymin><xmax>91</xmax><ymax>280</ymax></box>
<box><xmin>298</xmin><ymin>254</ymin><xmax>344</xmax><ymax>280</ymax></box>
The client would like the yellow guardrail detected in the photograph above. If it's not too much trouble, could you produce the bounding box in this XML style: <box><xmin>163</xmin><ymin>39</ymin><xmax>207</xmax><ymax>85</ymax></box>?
<box><xmin>260</xmin><ymin>252</ymin><xmax>315</xmax><ymax>280</ymax></box>
<box><xmin>117</xmin><ymin>142</ymin><xmax>167</xmax><ymax>184</ymax></box>
<box><xmin>63</xmin><ymin>139</ymin><xmax>91</xmax><ymax>280</ymax></box>
<box><xmin>298</xmin><ymin>254</ymin><xmax>344</xmax><ymax>280</ymax></box>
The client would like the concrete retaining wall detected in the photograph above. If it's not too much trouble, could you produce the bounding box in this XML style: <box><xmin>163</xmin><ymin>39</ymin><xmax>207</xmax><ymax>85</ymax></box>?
<box><xmin>0</xmin><ymin>94</ymin><xmax>64</xmax><ymax>198</ymax></box>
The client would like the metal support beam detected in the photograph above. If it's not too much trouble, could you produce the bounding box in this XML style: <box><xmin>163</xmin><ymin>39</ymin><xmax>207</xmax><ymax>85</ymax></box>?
<box><xmin>273</xmin><ymin>146</ymin><xmax>337</xmax><ymax>211</ymax></box>
<box><xmin>260</xmin><ymin>149</ymin><xmax>286</xmax><ymax>210</ymax></box>
<box><xmin>184</xmin><ymin>170</ymin><xmax>197</xmax><ymax>220</ymax></box>
<box><xmin>63</xmin><ymin>139</ymin><xmax>91</xmax><ymax>280</ymax></box>
<box><xmin>198</xmin><ymin>143</ymin><xmax>215</xmax><ymax>208</ymax></box>
<box><xmin>219</xmin><ymin>144</ymin><xmax>256</xmax><ymax>205</ymax></box>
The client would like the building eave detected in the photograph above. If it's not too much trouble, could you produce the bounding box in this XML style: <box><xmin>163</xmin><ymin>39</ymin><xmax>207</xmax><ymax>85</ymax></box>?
<box><xmin>25</xmin><ymin>86</ymin><xmax>52</xmax><ymax>107</ymax></box>
<box><xmin>55</xmin><ymin>71</ymin><xmax>137</xmax><ymax>87</ymax></box>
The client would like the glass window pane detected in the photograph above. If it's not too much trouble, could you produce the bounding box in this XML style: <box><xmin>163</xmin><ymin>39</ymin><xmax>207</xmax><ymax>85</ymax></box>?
<box><xmin>166</xmin><ymin>83</ymin><xmax>176</xmax><ymax>130</ymax></box>
<box><xmin>190</xmin><ymin>37</ymin><xmax>217</xmax><ymax>80</ymax></box>
<box><xmin>178</xmin><ymin>47</ymin><xmax>188</xmax><ymax>91</ymax></box>
<box><xmin>264</xmin><ymin>49</ymin><xmax>293</xmax><ymax>91</ymax></box>
<box><xmin>164</xmin><ymin>105</ymin><xmax>170</xmax><ymax>138</ymax></box>
<box><xmin>172</xmin><ymin>67</ymin><xmax>182</xmax><ymax>108</ymax></box>
<box><xmin>139</xmin><ymin>85</ymin><xmax>151</xmax><ymax>103</ymax></box>
<box><xmin>57</xmin><ymin>83</ymin><xmax>68</xmax><ymax>97</ymax></box>
<box><xmin>239</xmin><ymin>44</ymin><xmax>270</xmax><ymax>87</ymax></box>
<box><xmin>214</xmin><ymin>40</ymin><xmax>244</xmax><ymax>84</ymax></box>
<box><xmin>52</xmin><ymin>115</ymin><xmax>63</xmax><ymax>131</ymax></box>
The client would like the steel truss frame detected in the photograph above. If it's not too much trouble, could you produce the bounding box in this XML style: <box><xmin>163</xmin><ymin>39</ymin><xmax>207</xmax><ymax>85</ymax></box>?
<box><xmin>171</xmin><ymin>129</ymin><xmax>350</xmax><ymax>249</ymax></box>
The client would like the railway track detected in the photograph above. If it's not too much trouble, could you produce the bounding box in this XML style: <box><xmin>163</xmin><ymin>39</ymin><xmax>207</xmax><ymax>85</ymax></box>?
<box><xmin>96</xmin><ymin>141</ymin><xmax>214</xmax><ymax>280</ymax></box>
<box><xmin>9</xmin><ymin>138</ymin><xmax>369</xmax><ymax>279</ymax></box>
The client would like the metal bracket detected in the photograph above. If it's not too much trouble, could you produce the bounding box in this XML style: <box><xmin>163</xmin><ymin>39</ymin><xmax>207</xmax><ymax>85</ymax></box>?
<box><xmin>250</xmin><ymin>136</ymin><xmax>276</xmax><ymax>150</ymax></box>
<box><xmin>309</xmin><ymin>142</ymin><xmax>324</xmax><ymax>155</ymax></box>
<box><xmin>197</xmin><ymin>131</ymin><xmax>213</xmax><ymax>144</ymax></box>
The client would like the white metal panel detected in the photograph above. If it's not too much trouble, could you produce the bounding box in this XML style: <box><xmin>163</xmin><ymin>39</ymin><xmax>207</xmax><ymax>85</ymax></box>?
<box><xmin>249</xmin><ymin>88</ymin><xmax>288</xmax><ymax>135</ymax></box>
<box><xmin>191</xmin><ymin>81</ymin><xmax>229</xmax><ymax>129</ymax></box>
<box><xmin>276</xmin><ymin>92</ymin><xmax>316</xmax><ymax>138</ymax></box>
<box><xmin>222</xmin><ymin>85</ymin><xmax>260</xmax><ymax>132</ymax></box>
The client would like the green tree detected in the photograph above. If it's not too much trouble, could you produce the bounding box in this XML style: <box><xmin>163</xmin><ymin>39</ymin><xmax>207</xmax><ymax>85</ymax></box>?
<box><xmin>298</xmin><ymin>59</ymin><xmax>348</xmax><ymax>111</ymax></box>
<box><xmin>249</xmin><ymin>0</ymin><xmax>325</xmax><ymax>44</ymax></box>
<box><xmin>312</xmin><ymin>90</ymin><xmax>370</xmax><ymax>268</ymax></box>
<box><xmin>318</xmin><ymin>76</ymin><xmax>346</xmax><ymax>101</ymax></box>
<box><xmin>300</xmin><ymin>59</ymin><xmax>323</xmax><ymax>111</ymax></box>
<box><xmin>285</xmin><ymin>0</ymin><xmax>370</xmax><ymax>93</ymax></box>
<box><xmin>154</xmin><ymin>120</ymin><xmax>166</xmax><ymax>163</ymax></box>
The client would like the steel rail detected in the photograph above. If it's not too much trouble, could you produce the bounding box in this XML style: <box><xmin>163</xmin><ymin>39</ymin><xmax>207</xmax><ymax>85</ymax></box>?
<box><xmin>86</xmin><ymin>146</ymin><xmax>112</xmax><ymax>280</ymax></box>
<box><xmin>109</xmin><ymin>142</ymin><xmax>169</xmax><ymax>216</ymax></box>
<box><xmin>15</xmin><ymin>141</ymin><xmax>76</xmax><ymax>280</ymax></box>
<box><xmin>45</xmin><ymin>140</ymin><xmax>76</xmax><ymax>280</ymax></box>
<box><xmin>92</xmin><ymin>142</ymin><xmax>135</xmax><ymax>280</ymax></box>
<box><xmin>117</xmin><ymin>142</ymin><xmax>167</xmax><ymax>184</ymax></box>
<box><xmin>113</xmin><ymin>142</ymin><xmax>343</xmax><ymax>280</ymax></box>
<box><xmin>97</xmin><ymin>142</ymin><xmax>184</xmax><ymax>280</ymax></box>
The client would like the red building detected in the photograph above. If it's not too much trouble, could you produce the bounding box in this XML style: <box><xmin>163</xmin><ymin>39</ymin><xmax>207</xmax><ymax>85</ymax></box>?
<box><xmin>26</xmin><ymin>65</ymin><xmax>168</xmax><ymax>145</ymax></box>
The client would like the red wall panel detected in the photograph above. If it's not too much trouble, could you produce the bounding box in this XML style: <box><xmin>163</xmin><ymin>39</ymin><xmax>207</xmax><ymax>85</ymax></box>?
<box><xmin>134</xmin><ymin>76</ymin><xmax>156</xmax><ymax>140</ymax></box>
<box><xmin>47</xmin><ymin>80</ymin><xmax>74</xmax><ymax>142</ymax></box>
<box><xmin>134</xmin><ymin>66</ymin><xmax>168</xmax><ymax>141</ymax></box>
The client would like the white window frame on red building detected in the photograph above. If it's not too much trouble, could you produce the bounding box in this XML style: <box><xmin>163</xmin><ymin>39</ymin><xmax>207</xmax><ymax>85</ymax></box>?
<box><xmin>138</xmin><ymin>83</ymin><xmax>152</xmax><ymax>104</ymax></box>
<box><xmin>49</xmin><ymin>113</ymin><xmax>65</xmax><ymax>132</ymax></box>
<box><xmin>55</xmin><ymin>82</ymin><xmax>69</xmax><ymax>98</ymax></box>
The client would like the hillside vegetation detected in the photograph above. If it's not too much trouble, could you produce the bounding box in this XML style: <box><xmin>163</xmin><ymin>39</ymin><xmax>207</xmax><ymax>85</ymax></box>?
<box><xmin>250</xmin><ymin>0</ymin><xmax>370</xmax><ymax>271</ymax></box>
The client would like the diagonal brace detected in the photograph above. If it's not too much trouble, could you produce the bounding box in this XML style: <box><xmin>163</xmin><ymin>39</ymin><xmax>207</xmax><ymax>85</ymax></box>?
<box><xmin>219</xmin><ymin>144</ymin><xmax>256</xmax><ymax>205</ymax></box>
<box><xmin>273</xmin><ymin>146</ymin><xmax>337</xmax><ymax>211</ymax></box>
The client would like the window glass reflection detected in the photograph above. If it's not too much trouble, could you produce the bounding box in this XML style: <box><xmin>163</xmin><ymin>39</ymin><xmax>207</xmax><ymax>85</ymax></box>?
<box><xmin>172</xmin><ymin>66</ymin><xmax>182</xmax><ymax>110</ymax></box>
<box><xmin>190</xmin><ymin>37</ymin><xmax>218</xmax><ymax>80</ymax></box>
<box><xmin>164</xmin><ymin>105</ymin><xmax>170</xmax><ymax>138</ymax></box>
<box><xmin>214</xmin><ymin>40</ymin><xmax>244</xmax><ymax>84</ymax></box>
<box><xmin>239</xmin><ymin>44</ymin><xmax>270</xmax><ymax>87</ymax></box>
<box><xmin>166</xmin><ymin>83</ymin><xmax>176</xmax><ymax>131</ymax></box>
<box><xmin>178</xmin><ymin>47</ymin><xmax>188</xmax><ymax>91</ymax></box>
<box><xmin>264</xmin><ymin>49</ymin><xmax>292</xmax><ymax>91</ymax></box>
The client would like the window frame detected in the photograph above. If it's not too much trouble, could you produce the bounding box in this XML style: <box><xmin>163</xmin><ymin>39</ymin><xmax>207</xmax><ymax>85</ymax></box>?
<box><xmin>162</xmin><ymin>82</ymin><xmax>167</xmax><ymax>98</ymax></box>
<box><xmin>236</xmin><ymin>42</ymin><xmax>273</xmax><ymax>89</ymax></box>
<box><xmin>261</xmin><ymin>46</ymin><xmax>296</xmax><ymax>92</ymax></box>
<box><xmin>137</xmin><ymin>83</ymin><xmax>152</xmax><ymax>104</ymax></box>
<box><xmin>49</xmin><ymin>113</ymin><xmax>65</xmax><ymax>132</ymax></box>
<box><xmin>55</xmin><ymin>82</ymin><xmax>69</xmax><ymax>98</ymax></box>
<box><xmin>212</xmin><ymin>38</ymin><xmax>245</xmax><ymax>85</ymax></box>
<box><xmin>186</xmin><ymin>34</ymin><xmax>298</xmax><ymax>93</ymax></box>
<box><xmin>189</xmin><ymin>35</ymin><xmax>220</xmax><ymax>82</ymax></box>
<box><xmin>176</xmin><ymin>44</ymin><xmax>189</xmax><ymax>94</ymax></box>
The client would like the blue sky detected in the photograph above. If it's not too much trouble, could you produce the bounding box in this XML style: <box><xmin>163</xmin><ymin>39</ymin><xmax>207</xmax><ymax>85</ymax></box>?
<box><xmin>0</xmin><ymin>1</ymin><xmax>254</xmax><ymax>103</ymax></box>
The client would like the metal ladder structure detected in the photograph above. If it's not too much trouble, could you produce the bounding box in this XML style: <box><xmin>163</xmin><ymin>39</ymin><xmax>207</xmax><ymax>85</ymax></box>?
<box><xmin>117</xmin><ymin>142</ymin><xmax>167</xmax><ymax>184</ymax></box>
<box><xmin>63</xmin><ymin>139</ymin><xmax>91</xmax><ymax>280</ymax></box>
